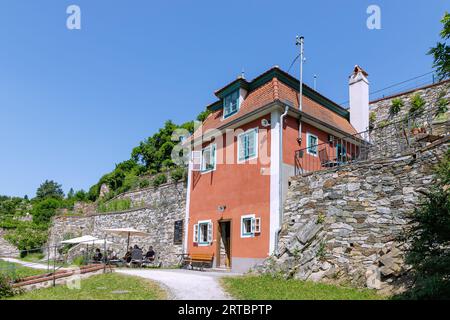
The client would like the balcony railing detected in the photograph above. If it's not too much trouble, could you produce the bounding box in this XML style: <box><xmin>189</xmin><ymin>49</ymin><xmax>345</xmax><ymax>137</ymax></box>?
<box><xmin>294</xmin><ymin>106</ymin><xmax>448</xmax><ymax>176</ymax></box>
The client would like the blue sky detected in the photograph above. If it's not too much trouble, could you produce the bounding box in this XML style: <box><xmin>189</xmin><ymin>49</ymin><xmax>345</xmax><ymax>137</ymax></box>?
<box><xmin>0</xmin><ymin>0</ymin><xmax>448</xmax><ymax>197</ymax></box>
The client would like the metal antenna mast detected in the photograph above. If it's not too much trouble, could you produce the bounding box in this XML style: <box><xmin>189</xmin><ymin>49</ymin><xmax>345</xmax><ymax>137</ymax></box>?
<box><xmin>296</xmin><ymin>36</ymin><xmax>304</xmax><ymax>111</ymax></box>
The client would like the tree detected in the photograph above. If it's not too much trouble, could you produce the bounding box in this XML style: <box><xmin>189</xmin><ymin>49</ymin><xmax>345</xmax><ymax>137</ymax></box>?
<box><xmin>428</xmin><ymin>12</ymin><xmax>450</xmax><ymax>81</ymax></box>
<box><xmin>32</xmin><ymin>198</ymin><xmax>61</xmax><ymax>225</ymax></box>
<box><xmin>67</xmin><ymin>188</ymin><xmax>75</xmax><ymax>200</ymax></box>
<box><xmin>35</xmin><ymin>180</ymin><xmax>64</xmax><ymax>200</ymax></box>
<box><xmin>399</xmin><ymin>150</ymin><xmax>450</xmax><ymax>299</ymax></box>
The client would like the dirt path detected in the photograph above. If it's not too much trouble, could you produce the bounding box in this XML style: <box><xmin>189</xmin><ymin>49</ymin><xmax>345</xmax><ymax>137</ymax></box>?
<box><xmin>117</xmin><ymin>269</ymin><xmax>239</xmax><ymax>300</ymax></box>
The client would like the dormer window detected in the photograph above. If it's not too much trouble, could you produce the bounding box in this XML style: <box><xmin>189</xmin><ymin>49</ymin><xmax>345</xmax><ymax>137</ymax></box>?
<box><xmin>223</xmin><ymin>90</ymin><xmax>240</xmax><ymax>118</ymax></box>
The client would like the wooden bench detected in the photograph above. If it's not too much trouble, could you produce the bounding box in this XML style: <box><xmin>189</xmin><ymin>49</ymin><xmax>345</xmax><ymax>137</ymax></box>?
<box><xmin>184</xmin><ymin>254</ymin><xmax>214</xmax><ymax>271</ymax></box>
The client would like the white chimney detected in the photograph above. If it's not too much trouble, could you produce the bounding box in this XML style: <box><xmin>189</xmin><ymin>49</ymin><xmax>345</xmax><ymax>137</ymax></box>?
<box><xmin>349</xmin><ymin>65</ymin><xmax>369</xmax><ymax>133</ymax></box>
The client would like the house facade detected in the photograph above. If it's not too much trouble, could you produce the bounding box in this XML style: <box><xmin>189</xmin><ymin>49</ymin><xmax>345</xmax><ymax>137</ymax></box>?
<box><xmin>183</xmin><ymin>66</ymin><xmax>369</xmax><ymax>272</ymax></box>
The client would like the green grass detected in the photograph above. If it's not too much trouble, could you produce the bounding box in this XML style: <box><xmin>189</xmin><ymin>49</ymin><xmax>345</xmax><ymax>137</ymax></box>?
<box><xmin>20</xmin><ymin>252</ymin><xmax>45</xmax><ymax>262</ymax></box>
<box><xmin>221</xmin><ymin>275</ymin><xmax>385</xmax><ymax>300</ymax></box>
<box><xmin>9</xmin><ymin>272</ymin><xmax>166</xmax><ymax>300</ymax></box>
<box><xmin>0</xmin><ymin>259</ymin><xmax>44</xmax><ymax>281</ymax></box>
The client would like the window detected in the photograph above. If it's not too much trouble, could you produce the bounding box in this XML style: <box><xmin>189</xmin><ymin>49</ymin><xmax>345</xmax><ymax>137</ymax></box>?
<box><xmin>201</xmin><ymin>144</ymin><xmax>216</xmax><ymax>172</ymax></box>
<box><xmin>238</xmin><ymin>128</ymin><xmax>258</xmax><ymax>162</ymax></box>
<box><xmin>193</xmin><ymin>220</ymin><xmax>213</xmax><ymax>246</ymax></box>
<box><xmin>223</xmin><ymin>90</ymin><xmax>240</xmax><ymax>118</ymax></box>
<box><xmin>241</xmin><ymin>215</ymin><xmax>261</xmax><ymax>238</ymax></box>
<box><xmin>307</xmin><ymin>133</ymin><xmax>318</xmax><ymax>156</ymax></box>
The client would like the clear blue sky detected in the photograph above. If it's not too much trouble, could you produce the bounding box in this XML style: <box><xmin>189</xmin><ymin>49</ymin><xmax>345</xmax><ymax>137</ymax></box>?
<box><xmin>0</xmin><ymin>0</ymin><xmax>448</xmax><ymax>197</ymax></box>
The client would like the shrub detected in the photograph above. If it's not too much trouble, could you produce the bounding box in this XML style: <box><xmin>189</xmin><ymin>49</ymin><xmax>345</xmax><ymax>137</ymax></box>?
<box><xmin>72</xmin><ymin>255</ymin><xmax>87</xmax><ymax>266</ymax></box>
<box><xmin>397</xmin><ymin>150</ymin><xmax>450</xmax><ymax>299</ymax></box>
<box><xmin>369</xmin><ymin>112</ymin><xmax>377</xmax><ymax>129</ymax></box>
<box><xmin>378</xmin><ymin>120</ymin><xmax>390</xmax><ymax>128</ymax></box>
<box><xmin>97</xmin><ymin>199</ymin><xmax>131</xmax><ymax>213</ymax></box>
<box><xmin>435</xmin><ymin>93</ymin><xmax>448</xmax><ymax>117</ymax></box>
<box><xmin>390</xmin><ymin>98</ymin><xmax>404</xmax><ymax>116</ymax></box>
<box><xmin>170</xmin><ymin>167</ymin><xmax>185</xmax><ymax>182</ymax></box>
<box><xmin>4</xmin><ymin>224</ymin><xmax>48</xmax><ymax>252</ymax></box>
<box><xmin>409</xmin><ymin>94</ymin><xmax>426</xmax><ymax>115</ymax></box>
<box><xmin>0</xmin><ymin>274</ymin><xmax>15</xmax><ymax>299</ymax></box>
<box><xmin>139</xmin><ymin>179</ymin><xmax>150</xmax><ymax>189</ymax></box>
<box><xmin>32</xmin><ymin>198</ymin><xmax>61</xmax><ymax>225</ymax></box>
<box><xmin>152</xmin><ymin>174</ymin><xmax>167</xmax><ymax>188</ymax></box>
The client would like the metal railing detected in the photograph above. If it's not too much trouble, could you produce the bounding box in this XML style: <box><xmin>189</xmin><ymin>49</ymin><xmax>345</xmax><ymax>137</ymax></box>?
<box><xmin>294</xmin><ymin>106</ymin><xmax>448</xmax><ymax>176</ymax></box>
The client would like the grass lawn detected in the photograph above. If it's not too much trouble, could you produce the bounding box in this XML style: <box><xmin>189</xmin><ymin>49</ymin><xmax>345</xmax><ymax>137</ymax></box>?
<box><xmin>0</xmin><ymin>259</ymin><xmax>44</xmax><ymax>281</ymax></box>
<box><xmin>221</xmin><ymin>275</ymin><xmax>385</xmax><ymax>300</ymax></box>
<box><xmin>9</xmin><ymin>272</ymin><xmax>166</xmax><ymax>300</ymax></box>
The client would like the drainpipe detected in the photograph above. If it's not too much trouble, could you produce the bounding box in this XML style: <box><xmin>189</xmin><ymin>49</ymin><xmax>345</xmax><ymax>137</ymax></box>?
<box><xmin>274</xmin><ymin>105</ymin><xmax>289</xmax><ymax>255</ymax></box>
<box><xmin>296</xmin><ymin>36</ymin><xmax>304</xmax><ymax>145</ymax></box>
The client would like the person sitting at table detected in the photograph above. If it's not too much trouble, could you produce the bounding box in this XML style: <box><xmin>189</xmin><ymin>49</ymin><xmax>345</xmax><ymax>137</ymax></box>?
<box><xmin>93</xmin><ymin>248</ymin><xmax>103</xmax><ymax>263</ymax></box>
<box><xmin>123</xmin><ymin>247</ymin><xmax>133</xmax><ymax>263</ymax></box>
<box><xmin>145</xmin><ymin>246</ymin><xmax>155</xmax><ymax>261</ymax></box>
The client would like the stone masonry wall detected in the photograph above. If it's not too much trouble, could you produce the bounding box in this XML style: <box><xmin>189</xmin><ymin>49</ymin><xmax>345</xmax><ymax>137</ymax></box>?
<box><xmin>256</xmin><ymin>137</ymin><xmax>449</xmax><ymax>294</ymax></box>
<box><xmin>47</xmin><ymin>182</ymin><xmax>186</xmax><ymax>266</ymax></box>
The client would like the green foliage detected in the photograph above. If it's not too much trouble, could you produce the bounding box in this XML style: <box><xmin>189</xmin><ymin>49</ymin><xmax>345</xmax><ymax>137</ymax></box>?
<box><xmin>409</xmin><ymin>94</ymin><xmax>426</xmax><ymax>115</ymax></box>
<box><xmin>398</xmin><ymin>150</ymin><xmax>450</xmax><ymax>299</ymax></box>
<box><xmin>196</xmin><ymin>109</ymin><xmax>212</xmax><ymax>122</ymax></box>
<box><xmin>4</xmin><ymin>222</ymin><xmax>48</xmax><ymax>252</ymax></box>
<box><xmin>32</xmin><ymin>198</ymin><xmax>61</xmax><ymax>225</ymax></box>
<box><xmin>316</xmin><ymin>213</ymin><xmax>325</xmax><ymax>224</ymax></box>
<box><xmin>428</xmin><ymin>12</ymin><xmax>450</xmax><ymax>81</ymax></box>
<box><xmin>435</xmin><ymin>91</ymin><xmax>449</xmax><ymax>117</ymax></box>
<box><xmin>152</xmin><ymin>174</ymin><xmax>167</xmax><ymax>188</ymax></box>
<box><xmin>72</xmin><ymin>255</ymin><xmax>87</xmax><ymax>266</ymax></box>
<box><xmin>35</xmin><ymin>180</ymin><xmax>64</xmax><ymax>200</ymax></box>
<box><xmin>139</xmin><ymin>179</ymin><xmax>150</xmax><ymax>189</ymax></box>
<box><xmin>0</xmin><ymin>196</ymin><xmax>29</xmax><ymax>217</ymax></box>
<box><xmin>0</xmin><ymin>274</ymin><xmax>15</xmax><ymax>299</ymax></box>
<box><xmin>390</xmin><ymin>98</ymin><xmax>404</xmax><ymax>116</ymax></box>
<box><xmin>97</xmin><ymin>199</ymin><xmax>131</xmax><ymax>213</ymax></box>
<box><xmin>369</xmin><ymin>112</ymin><xmax>376</xmax><ymax>128</ymax></box>
<box><xmin>170</xmin><ymin>167</ymin><xmax>186</xmax><ymax>182</ymax></box>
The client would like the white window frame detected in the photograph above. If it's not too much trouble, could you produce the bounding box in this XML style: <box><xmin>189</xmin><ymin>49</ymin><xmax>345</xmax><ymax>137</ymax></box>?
<box><xmin>223</xmin><ymin>90</ymin><xmax>240</xmax><ymax>119</ymax></box>
<box><xmin>306</xmin><ymin>132</ymin><xmax>319</xmax><ymax>156</ymax></box>
<box><xmin>237</xmin><ymin>128</ymin><xmax>258</xmax><ymax>163</ymax></box>
<box><xmin>197</xmin><ymin>219</ymin><xmax>212</xmax><ymax>246</ymax></box>
<box><xmin>241</xmin><ymin>214</ymin><xmax>256</xmax><ymax>238</ymax></box>
<box><xmin>201</xmin><ymin>144</ymin><xmax>216</xmax><ymax>173</ymax></box>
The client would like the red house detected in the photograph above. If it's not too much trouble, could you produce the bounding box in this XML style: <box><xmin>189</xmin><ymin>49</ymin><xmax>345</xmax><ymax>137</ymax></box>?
<box><xmin>183</xmin><ymin>66</ymin><xmax>369</xmax><ymax>272</ymax></box>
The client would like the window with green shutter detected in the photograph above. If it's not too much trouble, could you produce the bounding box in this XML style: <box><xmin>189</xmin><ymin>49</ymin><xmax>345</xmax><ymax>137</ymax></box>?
<box><xmin>223</xmin><ymin>90</ymin><xmax>240</xmax><ymax>118</ymax></box>
<box><xmin>238</xmin><ymin>128</ymin><xmax>258</xmax><ymax>162</ymax></box>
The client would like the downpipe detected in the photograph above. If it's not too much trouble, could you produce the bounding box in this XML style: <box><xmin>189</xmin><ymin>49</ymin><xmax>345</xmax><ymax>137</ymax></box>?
<box><xmin>274</xmin><ymin>105</ymin><xmax>289</xmax><ymax>256</ymax></box>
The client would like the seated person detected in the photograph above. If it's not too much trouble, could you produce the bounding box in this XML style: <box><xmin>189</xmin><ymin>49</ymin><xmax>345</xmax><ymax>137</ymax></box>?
<box><xmin>131</xmin><ymin>245</ymin><xmax>143</xmax><ymax>261</ymax></box>
<box><xmin>123</xmin><ymin>247</ymin><xmax>133</xmax><ymax>263</ymax></box>
<box><xmin>145</xmin><ymin>246</ymin><xmax>156</xmax><ymax>261</ymax></box>
<box><xmin>93</xmin><ymin>248</ymin><xmax>103</xmax><ymax>262</ymax></box>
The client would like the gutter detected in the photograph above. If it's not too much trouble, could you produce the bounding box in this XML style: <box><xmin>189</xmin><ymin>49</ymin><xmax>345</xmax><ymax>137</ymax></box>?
<box><xmin>274</xmin><ymin>105</ymin><xmax>289</xmax><ymax>255</ymax></box>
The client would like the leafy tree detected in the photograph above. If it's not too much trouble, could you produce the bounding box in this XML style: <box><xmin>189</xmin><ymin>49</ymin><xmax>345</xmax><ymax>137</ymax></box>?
<box><xmin>428</xmin><ymin>12</ymin><xmax>450</xmax><ymax>80</ymax></box>
<box><xmin>31</xmin><ymin>198</ymin><xmax>61</xmax><ymax>225</ymax></box>
<box><xmin>35</xmin><ymin>180</ymin><xmax>64</xmax><ymax>200</ymax></box>
<box><xmin>399</xmin><ymin>150</ymin><xmax>450</xmax><ymax>299</ymax></box>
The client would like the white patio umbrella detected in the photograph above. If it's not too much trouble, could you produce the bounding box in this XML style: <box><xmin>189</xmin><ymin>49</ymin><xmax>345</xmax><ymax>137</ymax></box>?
<box><xmin>102</xmin><ymin>228</ymin><xmax>150</xmax><ymax>252</ymax></box>
<box><xmin>60</xmin><ymin>235</ymin><xmax>99</xmax><ymax>244</ymax></box>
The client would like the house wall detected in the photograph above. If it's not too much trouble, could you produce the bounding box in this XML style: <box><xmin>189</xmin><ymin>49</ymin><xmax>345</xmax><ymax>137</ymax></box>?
<box><xmin>187</xmin><ymin>115</ymin><xmax>272</xmax><ymax>270</ymax></box>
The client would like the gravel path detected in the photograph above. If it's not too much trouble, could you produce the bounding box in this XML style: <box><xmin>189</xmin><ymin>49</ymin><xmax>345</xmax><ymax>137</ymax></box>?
<box><xmin>117</xmin><ymin>269</ymin><xmax>239</xmax><ymax>300</ymax></box>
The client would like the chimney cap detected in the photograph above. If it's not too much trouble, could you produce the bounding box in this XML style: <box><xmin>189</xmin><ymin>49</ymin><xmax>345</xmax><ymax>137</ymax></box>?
<box><xmin>352</xmin><ymin>65</ymin><xmax>369</xmax><ymax>77</ymax></box>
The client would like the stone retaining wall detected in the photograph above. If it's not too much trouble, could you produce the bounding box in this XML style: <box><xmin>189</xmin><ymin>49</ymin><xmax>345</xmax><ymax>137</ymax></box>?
<box><xmin>47</xmin><ymin>182</ymin><xmax>186</xmax><ymax>267</ymax></box>
<box><xmin>256</xmin><ymin>138</ymin><xmax>448</xmax><ymax>294</ymax></box>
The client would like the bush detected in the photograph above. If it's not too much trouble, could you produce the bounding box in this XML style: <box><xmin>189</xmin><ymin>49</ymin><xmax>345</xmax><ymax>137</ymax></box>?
<box><xmin>397</xmin><ymin>150</ymin><xmax>450</xmax><ymax>299</ymax></box>
<box><xmin>4</xmin><ymin>223</ymin><xmax>48</xmax><ymax>251</ymax></box>
<box><xmin>369</xmin><ymin>112</ymin><xmax>376</xmax><ymax>129</ymax></box>
<box><xmin>409</xmin><ymin>94</ymin><xmax>426</xmax><ymax>115</ymax></box>
<box><xmin>390</xmin><ymin>98</ymin><xmax>404</xmax><ymax>116</ymax></box>
<box><xmin>32</xmin><ymin>198</ymin><xmax>61</xmax><ymax>225</ymax></box>
<box><xmin>0</xmin><ymin>274</ymin><xmax>15</xmax><ymax>299</ymax></box>
<box><xmin>139</xmin><ymin>179</ymin><xmax>150</xmax><ymax>189</ymax></box>
<box><xmin>170</xmin><ymin>167</ymin><xmax>185</xmax><ymax>182</ymax></box>
<box><xmin>152</xmin><ymin>174</ymin><xmax>167</xmax><ymax>188</ymax></box>
<box><xmin>97</xmin><ymin>199</ymin><xmax>131</xmax><ymax>213</ymax></box>
<box><xmin>72</xmin><ymin>255</ymin><xmax>87</xmax><ymax>266</ymax></box>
